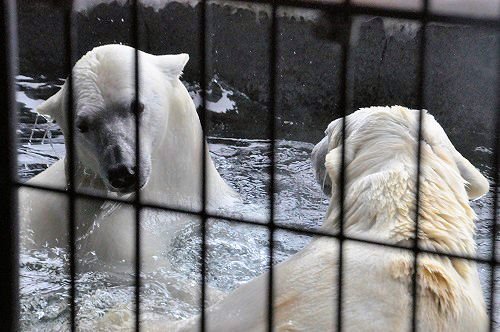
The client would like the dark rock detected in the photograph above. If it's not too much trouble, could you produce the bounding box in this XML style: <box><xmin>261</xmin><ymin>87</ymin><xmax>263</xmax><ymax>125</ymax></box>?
<box><xmin>16</xmin><ymin>1</ymin><xmax>498</xmax><ymax>167</ymax></box>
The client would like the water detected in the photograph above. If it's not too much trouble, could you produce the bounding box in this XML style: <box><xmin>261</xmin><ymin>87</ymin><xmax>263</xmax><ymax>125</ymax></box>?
<box><xmin>16</xmin><ymin>76</ymin><xmax>498</xmax><ymax>330</ymax></box>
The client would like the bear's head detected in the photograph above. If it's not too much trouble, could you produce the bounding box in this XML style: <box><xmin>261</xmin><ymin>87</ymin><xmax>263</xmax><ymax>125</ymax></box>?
<box><xmin>314</xmin><ymin>106</ymin><xmax>489</xmax><ymax>201</ymax></box>
<box><xmin>36</xmin><ymin>44</ymin><xmax>189</xmax><ymax>194</ymax></box>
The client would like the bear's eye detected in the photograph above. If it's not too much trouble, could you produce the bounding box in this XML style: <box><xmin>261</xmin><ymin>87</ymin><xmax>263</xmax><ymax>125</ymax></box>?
<box><xmin>131</xmin><ymin>100</ymin><xmax>144</xmax><ymax>115</ymax></box>
<box><xmin>76</xmin><ymin>119</ymin><xmax>89</xmax><ymax>134</ymax></box>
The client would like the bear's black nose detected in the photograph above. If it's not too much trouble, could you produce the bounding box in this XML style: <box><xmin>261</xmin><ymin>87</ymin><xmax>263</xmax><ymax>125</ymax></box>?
<box><xmin>107</xmin><ymin>164</ymin><xmax>136</xmax><ymax>190</ymax></box>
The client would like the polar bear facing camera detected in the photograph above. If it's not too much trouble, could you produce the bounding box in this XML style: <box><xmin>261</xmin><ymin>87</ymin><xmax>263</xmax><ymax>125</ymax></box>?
<box><xmin>19</xmin><ymin>44</ymin><xmax>239</xmax><ymax>267</ymax></box>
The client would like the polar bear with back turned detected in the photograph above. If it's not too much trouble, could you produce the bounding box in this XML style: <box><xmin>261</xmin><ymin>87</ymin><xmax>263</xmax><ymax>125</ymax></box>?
<box><xmin>139</xmin><ymin>106</ymin><xmax>489</xmax><ymax>331</ymax></box>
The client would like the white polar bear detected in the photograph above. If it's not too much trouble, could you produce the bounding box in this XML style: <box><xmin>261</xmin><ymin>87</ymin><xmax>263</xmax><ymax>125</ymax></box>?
<box><xmin>138</xmin><ymin>106</ymin><xmax>489</xmax><ymax>331</ymax></box>
<box><xmin>19</xmin><ymin>44</ymin><xmax>239</xmax><ymax>267</ymax></box>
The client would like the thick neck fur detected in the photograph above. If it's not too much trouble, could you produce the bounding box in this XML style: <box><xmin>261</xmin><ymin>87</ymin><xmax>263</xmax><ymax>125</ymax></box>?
<box><xmin>318</xmin><ymin>108</ymin><xmax>488</xmax><ymax>319</ymax></box>
<box><xmin>322</xmin><ymin>134</ymin><xmax>477</xmax><ymax>261</ymax></box>
<box><xmin>143</xmin><ymin>80</ymin><xmax>238</xmax><ymax>210</ymax></box>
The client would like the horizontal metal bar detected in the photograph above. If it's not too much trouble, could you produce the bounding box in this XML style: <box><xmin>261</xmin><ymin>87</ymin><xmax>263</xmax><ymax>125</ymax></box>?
<box><xmin>15</xmin><ymin>180</ymin><xmax>498</xmax><ymax>266</ymax></box>
<box><xmin>211</xmin><ymin>0</ymin><xmax>500</xmax><ymax>29</ymax></box>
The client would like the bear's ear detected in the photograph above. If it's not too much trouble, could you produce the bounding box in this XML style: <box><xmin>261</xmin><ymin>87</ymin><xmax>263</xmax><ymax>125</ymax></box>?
<box><xmin>450</xmin><ymin>148</ymin><xmax>489</xmax><ymax>200</ymax></box>
<box><xmin>36</xmin><ymin>86</ymin><xmax>65</xmax><ymax>121</ymax></box>
<box><xmin>154</xmin><ymin>53</ymin><xmax>189</xmax><ymax>80</ymax></box>
<box><xmin>312</xmin><ymin>118</ymin><xmax>349</xmax><ymax>195</ymax></box>
<box><xmin>311</xmin><ymin>119</ymin><xmax>341</xmax><ymax>194</ymax></box>
<box><xmin>311</xmin><ymin>134</ymin><xmax>332</xmax><ymax>195</ymax></box>
<box><xmin>324</xmin><ymin>142</ymin><xmax>354</xmax><ymax>192</ymax></box>
<box><xmin>422</xmin><ymin>112</ymin><xmax>489</xmax><ymax>200</ymax></box>
<box><xmin>444</xmin><ymin>146</ymin><xmax>490</xmax><ymax>200</ymax></box>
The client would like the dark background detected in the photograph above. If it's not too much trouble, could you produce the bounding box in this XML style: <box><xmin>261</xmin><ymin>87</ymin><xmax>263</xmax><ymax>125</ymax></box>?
<box><xmin>16</xmin><ymin>0</ymin><xmax>498</xmax><ymax>167</ymax></box>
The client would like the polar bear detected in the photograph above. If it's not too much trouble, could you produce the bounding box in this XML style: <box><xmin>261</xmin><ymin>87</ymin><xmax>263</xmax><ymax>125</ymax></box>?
<box><xmin>138</xmin><ymin>106</ymin><xmax>489</xmax><ymax>331</ymax></box>
<box><xmin>19</xmin><ymin>44</ymin><xmax>239</xmax><ymax>266</ymax></box>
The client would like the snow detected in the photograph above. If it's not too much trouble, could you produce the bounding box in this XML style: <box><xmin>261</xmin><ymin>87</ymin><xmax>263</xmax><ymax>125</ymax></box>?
<box><xmin>189</xmin><ymin>86</ymin><xmax>237</xmax><ymax>114</ymax></box>
<box><xmin>16</xmin><ymin>91</ymin><xmax>45</xmax><ymax>111</ymax></box>
<box><xmin>73</xmin><ymin>0</ymin><xmax>499</xmax><ymax>20</ymax></box>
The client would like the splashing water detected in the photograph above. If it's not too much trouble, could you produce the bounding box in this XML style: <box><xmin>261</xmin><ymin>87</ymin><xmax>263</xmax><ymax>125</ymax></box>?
<box><xmin>16</xmin><ymin>76</ymin><xmax>497</xmax><ymax>330</ymax></box>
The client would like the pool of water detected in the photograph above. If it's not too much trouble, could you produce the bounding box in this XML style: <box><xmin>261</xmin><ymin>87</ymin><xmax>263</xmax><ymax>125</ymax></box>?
<box><xmin>16</xmin><ymin>76</ymin><xmax>498</xmax><ymax>331</ymax></box>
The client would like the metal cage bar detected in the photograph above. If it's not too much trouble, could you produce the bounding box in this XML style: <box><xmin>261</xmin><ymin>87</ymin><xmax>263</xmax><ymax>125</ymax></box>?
<box><xmin>218</xmin><ymin>0</ymin><xmax>500</xmax><ymax>28</ymax></box>
<box><xmin>131</xmin><ymin>0</ymin><xmax>142</xmax><ymax>330</ymax></box>
<box><xmin>0</xmin><ymin>0</ymin><xmax>19</xmax><ymax>331</ymax></box>
<box><xmin>335</xmin><ymin>1</ymin><xmax>352</xmax><ymax>330</ymax></box>
<box><xmin>3</xmin><ymin>0</ymin><xmax>499</xmax><ymax>331</ymax></box>
<box><xmin>14</xmin><ymin>180</ymin><xmax>500</xmax><ymax>264</ymax></box>
<box><xmin>488</xmin><ymin>25</ymin><xmax>500</xmax><ymax>332</ymax></box>
<box><xmin>267</xmin><ymin>1</ymin><xmax>278</xmax><ymax>331</ymax></box>
<box><xmin>62</xmin><ymin>2</ymin><xmax>78</xmax><ymax>330</ymax></box>
<box><xmin>410</xmin><ymin>0</ymin><xmax>430</xmax><ymax>330</ymax></box>
<box><xmin>199</xmin><ymin>0</ymin><xmax>209</xmax><ymax>330</ymax></box>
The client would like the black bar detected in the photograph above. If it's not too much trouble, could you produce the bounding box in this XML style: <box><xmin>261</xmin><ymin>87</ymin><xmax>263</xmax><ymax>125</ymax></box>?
<box><xmin>488</xmin><ymin>27</ymin><xmax>500</xmax><ymax>332</ymax></box>
<box><xmin>267</xmin><ymin>1</ymin><xmax>278</xmax><ymax>331</ymax></box>
<box><xmin>410</xmin><ymin>105</ymin><xmax>424</xmax><ymax>332</ymax></box>
<box><xmin>410</xmin><ymin>0</ymin><xmax>430</xmax><ymax>331</ymax></box>
<box><xmin>63</xmin><ymin>1</ymin><xmax>78</xmax><ymax>330</ymax></box>
<box><xmin>199</xmin><ymin>0</ymin><xmax>208</xmax><ymax>330</ymax></box>
<box><xmin>131</xmin><ymin>0</ymin><xmax>142</xmax><ymax>331</ymax></box>
<box><xmin>13</xmin><ymin>180</ymin><xmax>499</xmax><ymax>266</ymax></box>
<box><xmin>0</xmin><ymin>0</ymin><xmax>19</xmax><ymax>331</ymax></box>
<box><xmin>335</xmin><ymin>0</ymin><xmax>352</xmax><ymax>329</ymax></box>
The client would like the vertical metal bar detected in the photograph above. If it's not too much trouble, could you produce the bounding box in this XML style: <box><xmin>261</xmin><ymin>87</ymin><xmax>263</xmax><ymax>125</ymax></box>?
<box><xmin>336</xmin><ymin>2</ymin><xmax>352</xmax><ymax>331</ymax></box>
<box><xmin>63</xmin><ymin>1</ymin><xmax>78</xmax><ymax>330</ymax></box>
<box><xmin>488</xmin><ymin>26</ymin><xmax>499</xmax><ymax>332</ymax></box>
<box><xmin>267</xmin><ymin>1</ymin><xmax>278</xmax><ymax>331</ymax></box>
<box><xmin>131</xmin><ymin>0</ymin><xmax>142</xmax><ymax>331</ymax></box>
<box><xmin>0</xmin><ymin>0</ymin><xmax>19</xmax><ymax>331</ymax></box>
<box><xmin>199</xmin><ymin>0</ymin><xmax>208</xmax><ymax>330</ymax></box>
<box><xmin>410</xmin><ymin>1</ymin><xmax>429</xmax><ymax>331</ymax></box>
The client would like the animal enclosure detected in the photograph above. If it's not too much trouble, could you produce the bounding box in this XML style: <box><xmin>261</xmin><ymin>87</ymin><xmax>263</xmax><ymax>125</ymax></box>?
<box><xmin>0</xmin><ymin>0</ymin><xmax>499</xmax><ymax>331</ymax></box>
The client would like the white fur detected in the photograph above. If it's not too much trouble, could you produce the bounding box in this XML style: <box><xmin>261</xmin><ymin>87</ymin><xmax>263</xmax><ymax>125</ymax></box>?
<box><xmin>137</xmin><ymin>106</ymin><xmax>489</xmax><ymax>331</ymax></box>
<box><xmin>19</xmin><ymin>45</ymin><xmax>239</xmax><ymax>267</ymax></box>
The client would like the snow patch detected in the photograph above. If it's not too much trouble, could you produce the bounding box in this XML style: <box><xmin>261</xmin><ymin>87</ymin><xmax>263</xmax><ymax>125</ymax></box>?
<box><xmin>74</xmin><ymin>0</ymin><xmax>321</xmax><ymax>21</ymax></box>
<box><xmin>73</xmin><ymin>0</ymin><xmax>499</xmax><ymax>20</ymax></box>
<box><xmin>189</xmin><ymin>86</ymin><xmax>237</xmax><ymax>114</ymax></box>
<box><xmin>16</xmin><ymin>91</ymin><xmax>45</xmax><ymax>111</ymax></box>
<box><xmin>475</xmin><ymin>146</ymin><xmax>493</xmax><ymax>155</ymax></box>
